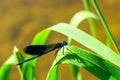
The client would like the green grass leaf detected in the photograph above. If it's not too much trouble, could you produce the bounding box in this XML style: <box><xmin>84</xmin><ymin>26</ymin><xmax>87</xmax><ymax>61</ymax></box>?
<box><xmin>69</xmin><ymin>65</ymin><xmax>81</xmax><ymax>80</ymax></box>
<box><xmin>103</xmin><ymin>61</ymin><xmax>120</xmax><ymax>80</ymax></box>
<box><xmin>0</xmin><ymin>64</ymin><xmax>11</xmax><ymax>80</ymax></box>
<box><xmin>17</xmin><ymin>29</ymin><xmax>51</xmax><ymax>80</ymax></box>
<box><xmin>48</xmin><ymin>45</ymin><xmax>120</xmax><ymax>79</ymax></box>
<box><xmin>49</xmin><ymin>23</ymin><xmax>120</xmax><ymax>67</ymax></box>
<box><xmin>69</xmin><ymin>10</ymin><xmax>98</xmax><ymax>80</ymax></box>
<box><xmin>70</xmin><ymin>11</ymin><xmax>98</xmax><ymax>27</ymax></box>
<box><xmin>54</xmin><ymin>46</ymin><xmax>111</xmax><ymax>79</ymax></box>
<box><xmin>32</xmin><ymin>29</ymin><xmax>51</xmax><ymax>45</ymax></box>
<box><xmin>0</xmin><ymin>47</ymin><xmax>19</xmax><ymax>80</ymax></box>
<box><xmin>69</xmin><ymin>46</ymin><xmax>120</xmax><ymax>80</ymax></box>
<box><xmin>46</xmin><ymin>65</ymin><xmax>58</xmax><ymax>80</ymax></box>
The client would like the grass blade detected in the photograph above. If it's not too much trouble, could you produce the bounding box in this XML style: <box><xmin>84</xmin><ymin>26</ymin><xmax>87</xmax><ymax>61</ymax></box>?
<box><xmin>46</xmin><ymin>65</ymin><xmax>58</xmax><ymax>80</ymax></box>
<box><xmin>0</xmin><ymin>47</ymin><xmax>18</xmax><ymax>80</ymax></box>
<box><xmin>69</xmin><ymin>11</ymin><xmax>97</xmax><ymax>80</ymax></box>
<box><xmin>91</xmin><ymin>0</ymin><xmax>120</xmax><ymax>54</ymax></box>
<box><xmin>51</xmin><ymin>46</ymin><xmax>111</xmax><ymax>79</ymax></box>
<box><xmin>70</xmin><ymin>11</ymin><xmax>97</xmax><ymax>27</ymax></box>
<box><xmin>49</xmin><ymin>23</ymin><xmax>120</xmax><ymax>67</ymax></box>
<box><xmin>18</xmin><ymin>29</ymin><xmax>51</xmax><ymax>80</ymax></box>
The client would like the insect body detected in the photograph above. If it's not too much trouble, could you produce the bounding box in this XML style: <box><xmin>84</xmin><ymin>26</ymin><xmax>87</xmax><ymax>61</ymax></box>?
<box><xmin>17</xmin><ymin>41</ymin><xmax>67</xmax><ymax>65</ymax></box>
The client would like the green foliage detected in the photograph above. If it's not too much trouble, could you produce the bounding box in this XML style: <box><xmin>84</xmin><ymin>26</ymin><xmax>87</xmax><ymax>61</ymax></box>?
<box><xmin>0</xmin><ymin>47</ymin><xmax>19</xmax><ymax>80</ymax></box>
<box><xmin>0</xmin><ymin>0</ymin><xmax>120</xmax><ymax>80</ymax></box>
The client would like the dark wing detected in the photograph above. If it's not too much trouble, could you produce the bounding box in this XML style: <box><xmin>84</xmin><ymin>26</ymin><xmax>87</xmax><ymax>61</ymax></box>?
<box><xmin>23</xmin><ymin>45</ymin><xmax>46</xmax><ymax>55</ymax></box>
<box><xmin>23</xmin><ymin>43</ymin><xmax>57</xmax><ymax>55</ymax></box>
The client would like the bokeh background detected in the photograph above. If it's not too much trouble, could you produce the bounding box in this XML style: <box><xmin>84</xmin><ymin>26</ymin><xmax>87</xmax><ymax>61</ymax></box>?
<box><xmin>0</xmin><ymin>0</ymin><xmax>120</xmax><ymax>80</ymax></box>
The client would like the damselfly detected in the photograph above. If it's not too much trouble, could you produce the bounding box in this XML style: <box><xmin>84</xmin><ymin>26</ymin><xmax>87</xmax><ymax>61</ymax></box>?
<box><xmin>17</xmin><ymin>41</ymin><xmax>67</xmax><ymax>65</ymax></box>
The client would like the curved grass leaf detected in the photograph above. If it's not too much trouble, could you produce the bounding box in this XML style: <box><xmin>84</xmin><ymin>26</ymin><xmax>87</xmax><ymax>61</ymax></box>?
<box><xmin>46</xmin><ymin>65</ymin><xmax>58</xmax><ymax>80</ymax></box>
<box><xmin>103</xmin><ymin>61</ymin><xmax>120</xmax><ymax>80</ymax></box>
<box><xmin>0</xmin><ymin>47</ymin><xmax>19</xmax><ymax>80</ymax></box>
<box><xmin>69</xmin><ymin>46</ymin><xmax>120</xmax><ymax>80</ymax></box>
<box><xmin>32</xmin><ymin>29</ymin><xmax>51</xmax><ymax>45</ymax></box>
<box><xmin>49</xmin><ymin>23</ymin><xmax>120</xmax><ymax>67</ymax></box>
<box><xmin>69</xmin><ymin>65</ymin><xmax>81</xmax><ymax>80</ymax></box>
<box><xmin>68</xmin><ymin>46</ymin><xmax>108</xmax><ymax>71</ymax></box>
<box><xmin>69</xmin><ymin>10</ymin><xmax>98</xmax><ymax>80</ymax></box>
<box><xmin>48</xmin><ymin>45</ymin><xmax>119</xmax><ymax>79</ymax></box>
<box><xmin>57</xmin><ymin>46</ymin><xmax>111</xmax><ymax>79</ymax></box>
<box><xmin>108</xmin><ymin>76</ymin><xmax>117</xmax><ymax>80</ymax></box>
<box><xmin>0</xmin><ymin>64</ymin><xmax>11</xmax><ymax>80</ymax></box>
<box><xmin>70</xmin><ymin>11</ymin><xmax>98</xmax><ymax>27</ymax></box>
<box><xmin>15</xmin><ymin>46</ymin><xmax>24</xmax><ymax>71</ymax></box>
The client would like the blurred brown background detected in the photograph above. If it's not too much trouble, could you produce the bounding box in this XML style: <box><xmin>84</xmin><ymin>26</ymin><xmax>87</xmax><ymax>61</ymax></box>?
<box><xmin>0</xmin><ymin>0</ymin><xmax>120</xmax><ymax>80</ymax></box>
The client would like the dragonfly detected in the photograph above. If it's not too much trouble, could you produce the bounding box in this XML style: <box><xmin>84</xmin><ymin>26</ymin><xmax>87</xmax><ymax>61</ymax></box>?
<box><xmin>17</xmin><ymin>41</ymin><xmax>67</xmax><ymax>65</ymax></box>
